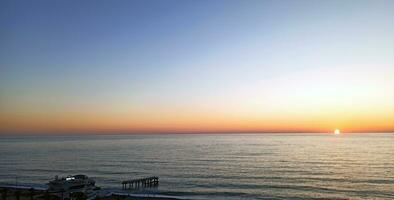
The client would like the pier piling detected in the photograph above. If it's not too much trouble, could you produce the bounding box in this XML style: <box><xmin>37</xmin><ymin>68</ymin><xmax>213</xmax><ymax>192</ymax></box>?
<box><xmin>121</xmin><ymin>177</ymin><xmax>159</xmax><ymax>190</ymax></box>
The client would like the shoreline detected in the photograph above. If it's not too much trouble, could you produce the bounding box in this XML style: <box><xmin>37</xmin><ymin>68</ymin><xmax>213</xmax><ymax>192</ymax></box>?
<box><xmin>0</xmin><ymin>186</ymin><xmax>184</xmax><ymax>200</ymax></box>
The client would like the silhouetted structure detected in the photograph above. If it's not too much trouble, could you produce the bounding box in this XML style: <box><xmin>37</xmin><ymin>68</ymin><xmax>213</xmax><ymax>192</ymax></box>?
<box><xmin>121</xmin><ymin>177</ymin><xmax>159</xmax><ymax>190</ymax></box>
<box><xmin>29</xmin><ymin>188</ymin><xmax>35</xmax><ymax>200</ymax></box>
<box><xmin>1</xmin><ymin>188</ymin><xmax>8</xmax><ymax>200</ymax></box>
<box><xmin>15</xmin><ymin>190</ymin><xmax>20</xmax><ymax>200</ymax></box>
<box><xmin>70</xmin><ymin>192</ymin><xmax>87</xmax><ymax>200</ymax></box>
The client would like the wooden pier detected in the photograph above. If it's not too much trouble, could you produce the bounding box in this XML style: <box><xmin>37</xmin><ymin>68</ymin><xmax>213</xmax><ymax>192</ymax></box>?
<box><xmin>121</xmin><ymin>176</ymin><xmax>159</xmax><ymax>190</ymax></box>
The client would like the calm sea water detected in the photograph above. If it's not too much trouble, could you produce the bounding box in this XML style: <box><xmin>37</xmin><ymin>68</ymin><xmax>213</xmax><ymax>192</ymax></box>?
<box><xmin>0</xmin><ymin>134</ymin><xmax>393</xmax><ymax>200</ymax></box>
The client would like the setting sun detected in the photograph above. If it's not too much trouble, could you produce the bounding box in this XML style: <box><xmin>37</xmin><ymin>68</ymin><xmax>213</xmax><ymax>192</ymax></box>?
<box><xmin>334</xmin><ymin>129</ymin><xmax>341</xmax><ymax>135</ymax></box>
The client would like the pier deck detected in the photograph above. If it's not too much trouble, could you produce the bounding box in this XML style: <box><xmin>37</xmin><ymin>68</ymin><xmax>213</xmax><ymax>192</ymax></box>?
<box><xmin>121</xmin><ymin>176</ymin><xmax>159</xmax><ymax>190</ymax></box>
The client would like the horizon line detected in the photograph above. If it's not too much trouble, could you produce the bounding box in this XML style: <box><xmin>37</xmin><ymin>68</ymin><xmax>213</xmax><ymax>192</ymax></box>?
<box><xmin>1</xmin><ymin>130</ymin><xmax>393</xmax><ymax>136</ymax></box>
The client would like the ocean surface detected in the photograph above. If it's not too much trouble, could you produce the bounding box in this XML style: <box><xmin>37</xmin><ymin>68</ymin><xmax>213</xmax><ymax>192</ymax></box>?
<box><xmin>0</xmin><ymin>134</ymin><xmax>393</xmax><ymax>200</ymax></box>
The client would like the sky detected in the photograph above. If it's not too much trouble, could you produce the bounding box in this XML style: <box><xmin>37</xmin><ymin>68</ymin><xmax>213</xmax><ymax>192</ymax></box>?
<box><xmin>1</xmin><ymin>0</ymin><xmax>394</xmax><ymax>134</ymax></box>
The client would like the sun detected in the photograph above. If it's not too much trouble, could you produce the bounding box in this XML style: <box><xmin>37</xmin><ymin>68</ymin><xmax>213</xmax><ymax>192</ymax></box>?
<box><xmin>334</xmin><ymin>129</ymin><xmax>340</xmax><ymax>135</ymax></box>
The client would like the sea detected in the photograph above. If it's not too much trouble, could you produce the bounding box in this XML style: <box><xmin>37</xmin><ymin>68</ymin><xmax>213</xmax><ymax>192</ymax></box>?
<box><xmin>0</xmin><ymin>133</ymin><xmax>393</xmax><ymax>200</ymax></box>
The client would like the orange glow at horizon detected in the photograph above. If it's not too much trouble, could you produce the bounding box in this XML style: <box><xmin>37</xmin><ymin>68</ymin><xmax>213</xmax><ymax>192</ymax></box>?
<box><xmin>1</xmin><ymin>66</ymin><xmax>393</xmax><ymax>134</ymax></box>
<box><xmin>1</xmin><ymin>106</ymin><xmax>394</xmax><ymax>134</ymax></box>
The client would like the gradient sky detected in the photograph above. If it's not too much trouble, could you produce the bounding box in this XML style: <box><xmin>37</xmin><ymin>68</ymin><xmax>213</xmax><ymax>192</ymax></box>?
<box><xmin>1</xmin><ymin>0</ymin><xmax>394</xmax><ymax>134</ymax></box>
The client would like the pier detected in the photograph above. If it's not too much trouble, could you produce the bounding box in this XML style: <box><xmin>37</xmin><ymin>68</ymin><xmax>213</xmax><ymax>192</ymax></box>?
<box><xmin>121</xmin><ymin>177</ymin><xmax>159</xmax><ymax>190</ymax></box>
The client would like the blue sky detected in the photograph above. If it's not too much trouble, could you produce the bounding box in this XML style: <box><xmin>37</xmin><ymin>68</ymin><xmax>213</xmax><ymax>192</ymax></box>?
<box><xmin>1</xmin><ymin>0</ymin><xmax>394</xmax><ymax>133</ymax></box>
